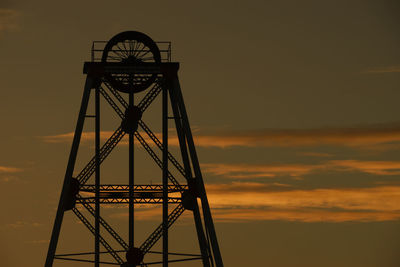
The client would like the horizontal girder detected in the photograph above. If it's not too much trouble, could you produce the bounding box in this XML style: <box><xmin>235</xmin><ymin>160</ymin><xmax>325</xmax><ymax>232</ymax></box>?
<box><xmin>77</xmin><ymin>197</ymin><xmax>182</xmax><ymax>204</ymax></box>
<box><xmin>77</xmin><ymin>184</ymin><xmax>186</xmax><ymax>204</ymax></box>
<box><xmin>83</xmin><ymin>62</ymin><xmax>179</xmax><ymax>75</ymax></box>
<box><xmin>80</xmin><ymin>184</ymin><xmax>187</xmax><ymax>192</ymax></box>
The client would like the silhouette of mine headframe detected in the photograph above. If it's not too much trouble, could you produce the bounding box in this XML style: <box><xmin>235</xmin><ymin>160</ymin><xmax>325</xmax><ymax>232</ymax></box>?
<box><xmin>45</xmin><ymin>31</ymin><xmax>224</xmax><ymax>267</ymax></box>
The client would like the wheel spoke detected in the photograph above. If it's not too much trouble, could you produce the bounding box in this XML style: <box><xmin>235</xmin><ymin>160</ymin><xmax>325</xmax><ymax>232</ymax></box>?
<box><xmin>138</xmin><ymin>49</ymin><xmax>151</xmax><ymax>60</ymax></box>
<box><xmin>116</xmin><ymin>43</ymin><xmax>129</xmax><ymax>59</ymax></box>
<box><xmin>111</xmin><ymin>48</ymin><xmax>125</xmax><ymax>60</ymax></box>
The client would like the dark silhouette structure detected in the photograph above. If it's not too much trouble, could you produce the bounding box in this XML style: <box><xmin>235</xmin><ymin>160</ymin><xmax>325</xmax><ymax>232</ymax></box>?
<box><xmin>44</xmin><ymin>31</ymin><xmax>223</xmax><ymax>266</ymax></box>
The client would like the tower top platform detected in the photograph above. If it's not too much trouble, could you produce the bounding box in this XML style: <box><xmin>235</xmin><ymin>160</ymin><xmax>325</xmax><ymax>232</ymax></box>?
<box><xmin>83</xmin><ymin>62</ymin><xmax>180</xmax><ymax>75</ymax></box>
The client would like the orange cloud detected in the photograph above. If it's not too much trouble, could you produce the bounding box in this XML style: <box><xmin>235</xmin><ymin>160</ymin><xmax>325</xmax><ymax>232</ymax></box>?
<box><xmin>193</xmin><ymin>127</ymin><xmax>400</xmax><ymax>148</ymax></box>
<box><xmin>211</xmin><ymin>209</ymin><xmax>400</xmax><ymax>223</ymax></box>
<box><xmin>0</xmin><ymin>9</ymin><xmax>20</xmax><ymax>34</ymax></box>
<box><xmin>300</xmin><ymin>152</ymin><xmax>332</xmax><ymax>157</ymax></box>
<box><xmin>363</xmin><ymin>66</ymin><xmax>400</xmax><ymax>73</ymax></box>
<box><xmin>329</xmin><ymin>160</ymin><xmax>400</xmax><ymax>175</ymax></box>
<box><xmin>203</xmin><ymin>160</ymin><xmax>400</xmax><ymax>179</ymax></box>
<box><xmin>41</xmin><ymin>130</ymin><xmax>161</xmax><ymax>145</ymax></box>
<box><xmin>206</xmin><ymin>183</ymin><xmax>400</xmax><ymax>212</ymax></box>
<box><xmin>208</xmin><ymin>185</ymin><xmax>400</xmax><ymax>222</ymax></box>
<box><xmin>109</xmin><ymin>206</ymin><xmax>191</xmax><ymax>221</ymax></box>
<box><xmin>5</xmin><ymin>221</ymin><xmax>41</xmax><ymax>229</ymax></box>
<box><xmin>41</xmin><ymin>131</ymin><xmax>115</xmax><ymax>143</ymax></box>
<box><xmin>202</xmin><ymin>163</ymin><xmax>318</xmax><ymax>178</ymax></box>
<box><xmin>42</xmin><ymin>125</ymin><xmax>400</xmax><ymax>149</ymax></box>
<box><xmin>0</xmin><ymin>166</ymin><xmax>22</xmax><ymax>173</ymax></box>
<box><xmin>106</xmin><ymin>183</ymin><xmax>400</xmax><ymax>223</ymax></box>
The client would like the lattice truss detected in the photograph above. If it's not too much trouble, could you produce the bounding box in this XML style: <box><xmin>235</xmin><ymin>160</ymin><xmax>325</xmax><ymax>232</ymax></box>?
<box><xmin>60</xmin><ymin>81</ymin><xmax>188</xmax><ymax>265</ymax></box>
<box><xmin>45</xmin><ymin>31</ymin><xmax>223</xmax><ymax>267</ymax></box>
<box><xmin>45</xmin><ymin>56</ymin><xmax>223</xmax><ymax>266</ymax></box>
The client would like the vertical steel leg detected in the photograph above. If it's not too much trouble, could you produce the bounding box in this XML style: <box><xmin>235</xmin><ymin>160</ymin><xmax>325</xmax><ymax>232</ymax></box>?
<box><xmin>162</xmin><ymin>80</ymin><xmax>169</xmax><ymax>267</ymax></box>
<box><xmin>45</xmin><ymin>76</ymin><xmax>94</xmax><ymax>267</ymax></box>
<box><xmin>129</xmin><ymin>92</ymin><xmax>135</xmax><ymax>250</ymax></box>
<box><xmin>95</xmin><ymin>83</ymin><xmax>101</xmax><ymax>267</ymax></box>
<box><xmin>168</xmin><ymin>79</ymin><xmax>211</xmax><ymax>267</ymax></box>
<box><xmin>171</xmin><ymin>75</ymin><xmax>224</xmax><ymax>267</ymax></box>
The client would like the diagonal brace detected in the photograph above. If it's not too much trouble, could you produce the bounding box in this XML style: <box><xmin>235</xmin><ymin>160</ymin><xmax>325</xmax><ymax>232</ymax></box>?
<box><xmin>77</xmin><ymin>127</ymin><xmax>125</xmax><ymax>185</ymax></box>
<box><xmin>72</xmin><ymin>208</ymin><xmax>124</xmax><ymax>264</ymax></box>
<box><xmin>79</xmin><ymin>195</ymin><xmax>129</xmax><ymax>250</ymax></box>
<box><xmin>139</xmin><ymin>204</ymin><xmax>185</xmax><ymax>255</ymax></box>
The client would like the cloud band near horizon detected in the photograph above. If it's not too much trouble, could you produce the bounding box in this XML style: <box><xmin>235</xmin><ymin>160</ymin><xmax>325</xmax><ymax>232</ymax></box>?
<box><xmin>41</xmin><ymin>124</ymin><xmax>400</xmax><ymax>148</ymax></box>
<box><xmin>202</xmin><ymin>160</ymin><xmax>400</xmax><ymax>178</ymax></box>
<box><xmin>107</xmin><ymin>183</ymin><xmax>400</xmax><ymax>223</ymax></box>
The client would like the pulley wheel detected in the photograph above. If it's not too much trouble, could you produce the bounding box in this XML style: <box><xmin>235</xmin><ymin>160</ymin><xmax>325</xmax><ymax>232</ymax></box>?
<box><xmin>102</xmin><ymin>31</ymin><xmax>161</xmax><ymax>93</ymax></box>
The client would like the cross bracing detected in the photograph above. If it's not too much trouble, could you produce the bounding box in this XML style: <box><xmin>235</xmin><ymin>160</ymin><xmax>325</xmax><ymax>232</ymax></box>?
<box><xmin>45</xmin><ymin>31</ymin><xmax>223</xmax><ymax>267</ymax></box>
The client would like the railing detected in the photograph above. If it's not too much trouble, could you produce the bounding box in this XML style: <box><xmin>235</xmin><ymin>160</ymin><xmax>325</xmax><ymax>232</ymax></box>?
<box><xmin>91</xmin><ymin>41</ymin><xmax>172</xmax><ymax>62</ymax></box>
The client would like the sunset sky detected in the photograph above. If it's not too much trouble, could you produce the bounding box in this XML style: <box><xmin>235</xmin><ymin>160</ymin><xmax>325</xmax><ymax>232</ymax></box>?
<box><xmin>1</xmin><ymin>0</ymin><xmax>400</xmax><ymax>266</ymax></box>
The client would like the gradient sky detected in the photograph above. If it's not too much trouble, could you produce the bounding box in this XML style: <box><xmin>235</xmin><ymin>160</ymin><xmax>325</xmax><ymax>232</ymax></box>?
<box><xmin>1</xmin><ymin>0</ymin><xmax>400</xmax><ymax>266</ymax></box>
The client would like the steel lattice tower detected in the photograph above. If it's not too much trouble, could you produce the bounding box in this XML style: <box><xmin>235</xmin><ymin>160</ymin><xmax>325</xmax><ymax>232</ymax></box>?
<box><xmin>45</xmin><ymin>31</ymin><xmax>223</xmax><ymax>267</ymax></box>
